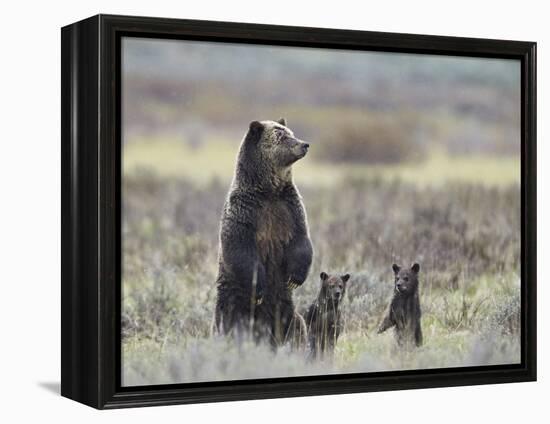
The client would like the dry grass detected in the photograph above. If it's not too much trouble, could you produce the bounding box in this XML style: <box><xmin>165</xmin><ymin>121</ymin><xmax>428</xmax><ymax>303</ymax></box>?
<box><xmin>122</xmin><ymin>171</ymin><xmax>520</xmax><ymax>386</ymax></box>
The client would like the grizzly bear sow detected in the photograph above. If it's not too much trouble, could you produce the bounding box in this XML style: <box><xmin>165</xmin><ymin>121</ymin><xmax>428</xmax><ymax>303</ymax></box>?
<box><xmin>378</xmin><ymin>263</ymin><xmax>423</xmax><ymax>347</ymax></box>
<box><xmin>214</xmin><ymin>119</ymin><xmax>313</xmax><ymax>347</ymax></box>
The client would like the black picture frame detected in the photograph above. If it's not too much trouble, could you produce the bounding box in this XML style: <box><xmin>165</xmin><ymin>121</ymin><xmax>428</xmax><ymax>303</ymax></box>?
<box><xmin>61</xmin><ymin>14</ymin><xmax>537</xmax><ymax>409</ymax></box>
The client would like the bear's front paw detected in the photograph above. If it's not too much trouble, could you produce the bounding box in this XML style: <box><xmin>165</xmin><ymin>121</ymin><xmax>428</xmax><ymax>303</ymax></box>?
<box><xmin>255</xmin><ymin>286</ymin><xmax>264</xmax><ymax>305</ymax></box>
<box><xmin>287</xmin><ymin>277</ymin><xmax>304</xmax><ymax>290</ymax></box>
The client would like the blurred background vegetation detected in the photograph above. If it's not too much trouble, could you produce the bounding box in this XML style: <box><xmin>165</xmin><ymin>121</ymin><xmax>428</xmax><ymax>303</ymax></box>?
<box><xmin>121</xmin><ymin>37</ymin><xmax>521</xmax><ymax>386</ymax></box>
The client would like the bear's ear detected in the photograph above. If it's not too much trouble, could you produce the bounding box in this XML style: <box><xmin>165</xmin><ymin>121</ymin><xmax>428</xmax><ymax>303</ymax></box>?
<box><xmin>392</xmin><ymin>264</ymin><xmax>401</xmax><ymax>274</ymax></box>
<box><xmin>246</xmin><ymin>121</ymin><xmax>264</xmax><ymax>144</ymax></box>
<box><xmin>320</xmin><ymin>272</ymin><xmax>328</xmax><ymax>281</ymax></box>
<box><xmin>277</xmin><ymin>117</ymin><xmax>287</xmax><ymax>126</ymax></box>
<box><xmin>411</xmin><ymin>263</ymin><xmax>420</xmax><ymax>273</ymax></box>
<box><xmin>249</xmin><ymin>120</ymin><xmax>264</xmax><ymax>132</ymax></box>
<box><xmin>341</xmin><ymin>274</ymin><xmax>350</xmax><ymax>283</ymax></box>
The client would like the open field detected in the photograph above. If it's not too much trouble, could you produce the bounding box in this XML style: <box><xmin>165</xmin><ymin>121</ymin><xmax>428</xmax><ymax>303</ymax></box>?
<box><xmin>124</xmin><ymin>137</ymin><xmax>519</xmax><ymax>188</ymax></box>
<box><xmin>121</xmin><ymin>39</ymin><xmax>521</xmax><ymax>386</ymax></box>
<box><xmin>122</xmin><ymin>167</ymin><xmax>520</xmax><ymax>386</ymax></box>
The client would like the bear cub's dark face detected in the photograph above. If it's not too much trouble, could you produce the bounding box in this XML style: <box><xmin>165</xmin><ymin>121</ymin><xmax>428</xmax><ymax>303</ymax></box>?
<box><xmin>320</xmin><ymin>272</ymin><xmax>351</xmax><ymax>303</ymax></box>
<box><xmin>392</xmin><ymin>263</ymin><xmax>420</xmax><ymax>295</ymax></box>
<box><xmin>249</xmin><ymin>118</ymin><xmax>310</xmax><ymax>168</ymax></box>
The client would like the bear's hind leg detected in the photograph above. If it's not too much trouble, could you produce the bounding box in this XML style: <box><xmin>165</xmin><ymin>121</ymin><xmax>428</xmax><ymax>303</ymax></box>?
<box><xmin>215</xmin><ymin>287</ymin><xmax>253</xmax><ymax>339</ymax></box>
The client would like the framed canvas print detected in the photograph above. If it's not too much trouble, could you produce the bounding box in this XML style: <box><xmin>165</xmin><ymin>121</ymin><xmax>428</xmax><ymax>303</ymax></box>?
<box><xmin>61</xmin><ymin>14</ymin><xmax>536</xmax><ymax>409</ymax></box>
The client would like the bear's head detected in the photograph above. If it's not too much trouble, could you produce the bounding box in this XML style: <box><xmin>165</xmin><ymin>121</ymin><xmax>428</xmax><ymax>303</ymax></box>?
<box><xmin>392</xmin><ymin>263</ymin><xmax>420</xmax><ymax>296</ymax></box>
<box><xmin>243</xmin><ymin>118</ymin><xmax>310</xmax><ymax>170</ymax></box>
<box><xmin>319</xmin><ymin>272</ymin><xmax>351</xmax><ymax>304</ymax></box>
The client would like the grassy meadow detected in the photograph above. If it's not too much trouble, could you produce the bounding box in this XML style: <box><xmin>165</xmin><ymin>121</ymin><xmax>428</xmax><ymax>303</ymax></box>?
<box><xmin>122</xmin><ymin>140</ymin><xmax>520</xmax><ymax>386</ymax></box>
<box><xmin>121</xmin><ymin>38</ymin><xmax>521</xmax><ymax>386</ymax></box>
<box><xmin>125</xmin><ymin>137</ymin><xmax>520</xmax><ymax>187</ymax></box>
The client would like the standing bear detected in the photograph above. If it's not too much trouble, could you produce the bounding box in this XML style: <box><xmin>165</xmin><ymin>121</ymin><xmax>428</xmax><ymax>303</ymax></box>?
<box><xmin>306</xmin><ymin>272</ymin><xmax>351</xmax><ymax>360</ymax></box>
<box><xmin>214</xmin><ymin>119</ymin><xmax>313</xmax><ymax>347</ymax></box>
<box><xmin>378</xmin><ymin>263</ymin><xmax>423</xmax><ymax>347</ymax></box>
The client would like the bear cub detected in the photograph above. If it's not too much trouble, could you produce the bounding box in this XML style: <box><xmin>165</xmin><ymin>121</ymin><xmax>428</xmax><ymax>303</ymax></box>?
<box><xmin>378</xmin><ymin>263</ymin><xmax>423</xmax><ymax>347</ymax></box>
<box><xmin>306</xmin><ymin>272</ymin><xmax>351</xmax><ymax>359</ymax></box>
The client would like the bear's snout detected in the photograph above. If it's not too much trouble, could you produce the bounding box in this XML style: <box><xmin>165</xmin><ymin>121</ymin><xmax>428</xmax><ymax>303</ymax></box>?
<box><xmin>294</xmin><ymin>140</ymin><xmax>310</xmax><ymax>158</ymax></box>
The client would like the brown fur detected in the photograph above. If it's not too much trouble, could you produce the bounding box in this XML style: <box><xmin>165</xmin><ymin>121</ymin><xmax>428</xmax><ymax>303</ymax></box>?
<box><xmin>306</xmin><ymin>272</ymin><xmax>350</xmax><ymax>359</ymax></box>
<box><xmin>378</xmin><ymin>263</ymin><xmax>423</xmax><ymax>347</ymax></box>
<box><xmin>256</xmin><ymin>201</ymin><xmax>295</xmax><ymax>263</ymax></box>
<box><xmin>214</xmin><ymin>119</ymin><xmax>313</xmax><ymax>348</ymax></box>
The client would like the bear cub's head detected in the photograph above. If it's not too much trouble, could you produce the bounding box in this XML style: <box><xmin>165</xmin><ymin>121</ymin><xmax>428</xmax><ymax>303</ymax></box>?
<box><xmin>319</xmin><ymin>272</ymin><xmax>351</xmax><ymax>304</ymax></box>
<box><xmin>392</xmin><ymin>263</ymin><xmax>420</xmax><ymax>296</ymax></box>
<box><xmin>246</xmin><ymin>118</ymin><xmax>310</xmax><ymax>168</ymax></box>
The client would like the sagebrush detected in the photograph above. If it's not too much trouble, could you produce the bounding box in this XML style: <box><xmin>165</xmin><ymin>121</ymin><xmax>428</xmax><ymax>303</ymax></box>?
<box><xmin>122</xmin><ymin>172</ymin><xmax>520</xmax><ymax>385</ymax></box>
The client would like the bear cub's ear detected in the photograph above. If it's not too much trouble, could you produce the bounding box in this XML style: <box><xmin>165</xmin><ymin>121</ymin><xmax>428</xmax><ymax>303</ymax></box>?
<box><xmin>320</xmin><ymin>272</ymin><xmax>328</xmax><ymax>281</ymax></box>
<box><xmin>277</xmin><ymin>118</ymin><xmax>287</xmax><ymax>126</ymax></box>
<box><xmin>341</xmin><ymin>274</ymin><xmax>350</xmax><ymax>283</ymax></box>
<box><xmin>392</xmin><ymin>264</ymin><xmax>401</xmax><ymax>274</ymax></box>
<box><xmin>410</xmin><ymin>263</ymin><xmax>420</xmax><ymax>273</ymax></box>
